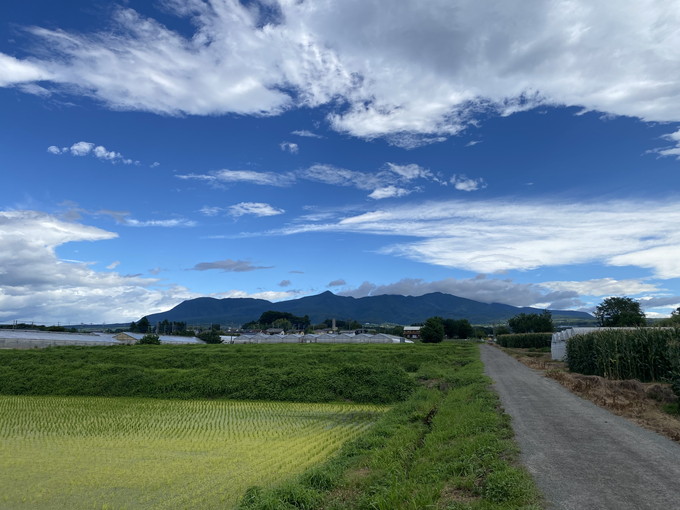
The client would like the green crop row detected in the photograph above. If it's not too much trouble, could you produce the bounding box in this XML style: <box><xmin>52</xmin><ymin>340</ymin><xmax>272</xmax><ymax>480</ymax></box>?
<box><xmin>566</xmin><ymin>328</ymin><xmax>680</xmax><ymax>382</ymax></box>
<box><xmin>0</xmin><ymin>344</ymin><xmax>421</xmax><ymax>404</ymax></box>
<box><xmin>496</xmin><ymin>333</ymin><xmax>552</xmax><ymax>349</ymax></box>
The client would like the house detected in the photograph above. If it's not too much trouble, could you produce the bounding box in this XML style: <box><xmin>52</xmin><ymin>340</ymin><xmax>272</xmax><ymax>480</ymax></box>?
<box><xmin>403</xmin><ymin>326</ymin><xmax>421</xmax><ymax>340</ymax></box>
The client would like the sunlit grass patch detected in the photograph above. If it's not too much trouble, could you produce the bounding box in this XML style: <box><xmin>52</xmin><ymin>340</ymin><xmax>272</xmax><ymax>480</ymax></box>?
<box><xmin>0</xmin><ymin>395</ymin><xmax>386</xmax><ymax>509</ymax></box>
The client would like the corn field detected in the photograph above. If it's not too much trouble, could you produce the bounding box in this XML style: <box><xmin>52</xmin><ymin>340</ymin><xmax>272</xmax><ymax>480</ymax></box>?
<box><xmin>0</xmin><ymin>395</ymin><xmax>385</xmax><ymax>509</ymax></box>
<box><xmin>496</xmin><ymin>333</ymin><xmax>552</xmax><ymax>349</ymax></box>
<box><xmin>566</xmin><ymin>328</ymin><xmax>680</xmax><ymax>382</ymax></box>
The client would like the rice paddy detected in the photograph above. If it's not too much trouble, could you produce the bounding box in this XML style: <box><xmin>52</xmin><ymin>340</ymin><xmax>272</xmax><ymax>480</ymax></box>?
<box><xmin>0</xmin><ymin>395</ymin><xmax>386</xmax><ymax>509</ymax></box>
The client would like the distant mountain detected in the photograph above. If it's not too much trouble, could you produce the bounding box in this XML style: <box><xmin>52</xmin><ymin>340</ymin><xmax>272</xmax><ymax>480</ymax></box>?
<box><xmin>144</xmin><ymin>291</ymin><xmax>593</xmax><ymax>326</ymax></box>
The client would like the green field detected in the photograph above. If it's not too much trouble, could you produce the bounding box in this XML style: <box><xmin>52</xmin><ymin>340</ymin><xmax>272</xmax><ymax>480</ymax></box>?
<box><xmin>0</xmin><ymin>395</ymin><xmax>385</xmax><ymax>509</ymax></box>
<box><xmin>0</xmin><ymin>342</ymin><xmax>542</xmax><ymax>509</ymax></box>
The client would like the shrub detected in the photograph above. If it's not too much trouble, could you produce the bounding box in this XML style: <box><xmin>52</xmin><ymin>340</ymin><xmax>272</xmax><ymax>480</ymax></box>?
<box><xmin>136</xmin><ymin>334</ymin><xmax>160</xmax><ymax>345</ymax></box>
<box><xmin>496</xmin><ymin>333</ymin><xmax>552</xmax><ymax>349</ymax></box>
<box><xmin>197</xmin><ymin>330</ymin><xmax>222</xmax><ymax>344</ymax></box>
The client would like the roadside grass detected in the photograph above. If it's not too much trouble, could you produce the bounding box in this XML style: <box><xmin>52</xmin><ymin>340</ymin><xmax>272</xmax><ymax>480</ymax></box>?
<box><xmin>238</xmin><ymin>342</ymin><xmax>542</xmax><ymax>509</ymax></box>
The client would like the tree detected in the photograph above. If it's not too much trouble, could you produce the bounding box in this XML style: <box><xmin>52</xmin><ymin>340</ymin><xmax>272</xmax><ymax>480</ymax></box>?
<box><xmin>508</xmin><ymin>311</ymin><xmax>554</xmax><ymax>333</ymax></box>
<box><xmin>136</xmin><ymin>333</ymin><xmax>160</xmax><ymax>345</ymax></box>
<box><xmin>443</xmin><ymin>318</ymin><xmax>474</xmax><ymax>339</ymax></box>
<box><xmin>594</xmin><ymin>296</ymin><xmax>646</xmax><ymax>327</ymax></box>
<box><xmin>197</xmin><ymin>330</ymin><xmax>222</xmax><ymax>344</ymax></box>
<box><xmin>420</xmin><ymin>316</ymin><xmax>445</xmax><ymax>343</ymax></box>
<box><xmin>136</xmin><ymin>317</ymin><xmax>150</xmax><ymax>334</ymax></box>
<box><xmin>272</xmin><ymin>318</ymin><xmax>293</xmax><ymax>331</ymax></box>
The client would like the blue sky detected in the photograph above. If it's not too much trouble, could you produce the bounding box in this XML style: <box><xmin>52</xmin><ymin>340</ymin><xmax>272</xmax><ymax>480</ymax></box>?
<box><xmin>2</xmin><ymin>0</ymin><xmax>680</xmax><ymax>324</ymax></box>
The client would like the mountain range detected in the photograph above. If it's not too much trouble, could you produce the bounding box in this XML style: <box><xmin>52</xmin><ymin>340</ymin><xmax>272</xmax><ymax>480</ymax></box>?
<box><xmin>144</xmin><ymin>291</ymin><xmax>593</xmax><ymax>327</ymax></box>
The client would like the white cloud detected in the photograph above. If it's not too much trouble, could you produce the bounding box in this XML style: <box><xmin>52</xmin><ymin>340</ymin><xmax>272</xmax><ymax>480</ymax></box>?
<box><xmin>650</xmin><ymin>129</ymin><xmax>680</xmax><ymax>159</ymax></box>
<box><xmin>338</xmin><ymin>275</ymin><xmax>671</xmax><ymax>311</ymax></box>
<box><xmin>48</xmin><ymin>141</ymin><xmax>137</xmax><ymax>164</ymax></box>
<box><xmin>106</xmin><ymin>261</ymin><xmax>121</xmax><ymax>270</ymax></box>
<box><xmin>125</xmin><ymin>218</ymin><xmax>196</xmax><ymax>228</ymax></box>
<box><xmin>279</xmin><ymin>141</ymin><xmax>299</xmax><ymax>154</ymax></box>
<box><xmin>301</xmin><ymin>163</ymin><xmax>436</xmax><ymax>198</ymax></box>
<box><xmin>451</xmin><ymin>174</ymin><xmax>487</xmax><ymax>192</ymax></box>
<box><xmin>228</xmin><ymin>202</ymin><xmax>284</xmax><ymax>217</ymax></box>
<box><xmin>0</xmin><ymin>210</ymin><xmax>196</xmax><ymax>324</ymax></box>
<box><xmin>338</xmin><ymin>276</ymin><xmax>584</xmax><ymax>309</ymax></box>
<box><xmin>292</xmin><ymin>130</ymin><xmax>322</xmax><ymax>138</ymax></box>
<box><xmin>274</xmin><ymin>198</ymin><xmax>680</xmax><ymax>278</ymax></box>
<box><xmin>7</xmin><ymin>1</ymin><xmax>680</xmax><ymax>139</ymax></box>
<box><xmin>0</xmin><ymin>53</ymin><xmax>52</xmax><ymax>86</ymax></box>
<box><xmin>368</xmin><ymin>186</ymin><xmax>412</xmax><ymax>200</ymax></box>
<box><xmin>386</xmin><ymin>163</ymin><xmax>431</xmax><ymax>181</ymax></box>
<box><xmin>199</xmin><ymin>206</ymin><xmax>223</xmax><ymax>216</ymax></box>
<box><xmin>539</xmin><ymin>278</ymin><xmax>661</xmax><ymax>296</ymax></box>
<box><xmin>178</xmin><ymin>169</ymin><xmax>294</xmax><ymax>187</ymax></box>
<box><xmin>70</xmin><ymin>141</ymin><xmax>95</xmax><ymax>156</ymax></box>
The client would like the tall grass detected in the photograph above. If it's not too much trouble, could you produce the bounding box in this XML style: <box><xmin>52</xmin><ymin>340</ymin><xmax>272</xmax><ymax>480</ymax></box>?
<box><xmin>566</xmin><ymin>328</ymin><xmax>679</xmax><ymax>382</ymax></box>
<box><xmin>496</xmin><ymin>333</ymin><xmax>552</xmax><ymax>349</ymax></box>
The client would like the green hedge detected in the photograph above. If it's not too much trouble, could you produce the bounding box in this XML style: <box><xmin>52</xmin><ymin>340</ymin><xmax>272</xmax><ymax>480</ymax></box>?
<box><xmin>566</xmin><ymin>328</ymin><xmax>680</xmax><ymax>382</ymax></box>
<box><xmin>496</xmin><ymin>333</ymin><xmax>552</xmax><ymax>349</ymax></box>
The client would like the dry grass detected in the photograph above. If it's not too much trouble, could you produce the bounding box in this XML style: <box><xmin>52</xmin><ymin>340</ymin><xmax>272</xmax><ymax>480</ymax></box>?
<box><xmin>499</xmin><ymin>346</ymin><xmax>680</xmax><ymax>443</ymax></box>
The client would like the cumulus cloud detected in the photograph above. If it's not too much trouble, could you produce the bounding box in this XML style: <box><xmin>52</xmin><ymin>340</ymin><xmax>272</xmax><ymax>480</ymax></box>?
<box><xmin>327</xmin><ymin>279</ymin><xmax>347</xmax><ymax>287</ymax></box>
<box><xmin>451</xmin><ymin>174</ymin><xmax>487</xmax><ymax>192</ymax></box>
<box><xmin>47</xmin><ymin>141</ymin><xmax>137</xmax><ymax>164</ymax></box>
<box><xmin>274</xmin><ymin>198</ymin><xmax>680</xmax><ymax>278</ymax></box>
<box><xmin>337</xmin><ymin>275</ymin><xmax>672</xmax><ymax>311</ymax></box>
<box><xmin>228</xmin><ymin>202</ymin><xmax>284</xmax><ymax>217</ymax></box>
<box><xmin>279</xmin><ymin>141</ymin><xmax>299</xmax><ymax>154</ymax></box>
<box><xmin>6</xmin><ymin>2</ymin><xmax>680</xmax><ymax>140</ymax></box>
<box><xmin>190</xmin><ymin>259</ymin><xmax>273</xmax><ymax>272</ymax></box>
<box><xmin>338</xmin><ymin>276</ymin><xmax>586</xmax><ymax>309</ymax></box>
<box><xmin>0</xmin><ymin>210</ymin><xmax>197</xmax><ymax>324</ymax></box>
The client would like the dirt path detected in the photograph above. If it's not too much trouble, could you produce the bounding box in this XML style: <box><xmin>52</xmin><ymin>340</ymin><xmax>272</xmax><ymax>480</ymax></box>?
<box><xmin>481</xmin><ymin>344</ymin><xmax>680</xmax><ymax>510</ymax></box>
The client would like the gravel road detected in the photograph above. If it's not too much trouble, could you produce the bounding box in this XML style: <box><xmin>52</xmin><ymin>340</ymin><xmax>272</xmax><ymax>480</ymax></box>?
<box><xmin>481</xmin><ymin>344</ymin><xmax>680</xmax><ymax>510</ymax></box>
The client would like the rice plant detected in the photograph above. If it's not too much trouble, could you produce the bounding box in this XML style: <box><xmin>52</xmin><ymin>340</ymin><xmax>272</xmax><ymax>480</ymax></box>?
<box><xmin>0</xmin><ymin>395</ymin><xmax>386</xmax><ymax>509</ymax></box>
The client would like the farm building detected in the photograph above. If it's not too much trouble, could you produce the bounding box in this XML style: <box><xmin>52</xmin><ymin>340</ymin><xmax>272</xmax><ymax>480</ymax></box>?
<box><xmin>0</xmin><ymin>330</ymin><xmax>122</xmax><ymax>349</ymax></box>
<box><xmin>226</xmin><ymin>332</ymin><xmax>411</xmax><ymax>344</ymax></box>
<box><xmin>403</xmin><ymin>326</ymin><xmax>421</xmax><ymax>340</ymax></box>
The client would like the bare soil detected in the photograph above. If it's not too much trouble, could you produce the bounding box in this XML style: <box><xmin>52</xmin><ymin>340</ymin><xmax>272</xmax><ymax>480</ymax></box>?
<box><xmin>499</xmin><ymin>346</ymin><xmax>680</xmax><ymax>443</ymax></box>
